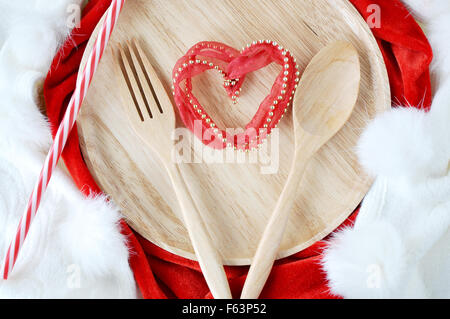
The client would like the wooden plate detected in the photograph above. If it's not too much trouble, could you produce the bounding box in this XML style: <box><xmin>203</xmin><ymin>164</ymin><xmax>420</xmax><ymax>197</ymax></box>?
<box><xmin>78</xmin><ymin>0</ymin><xmax>390</xmax><ymax>265</ymax></box>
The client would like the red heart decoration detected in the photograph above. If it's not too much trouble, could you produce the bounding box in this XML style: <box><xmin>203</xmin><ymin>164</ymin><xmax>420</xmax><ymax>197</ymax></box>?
<box><xmin>172</xmin><ymin>40</ymin><xmax>300</xmax><ymax>150</ymax></box>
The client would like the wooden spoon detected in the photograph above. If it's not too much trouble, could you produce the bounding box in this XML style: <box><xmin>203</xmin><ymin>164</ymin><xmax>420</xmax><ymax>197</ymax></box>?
<box><xmin>241</xmin><ymin>41</ymin><xmax>361</xmax><ymax>299</ymax></box>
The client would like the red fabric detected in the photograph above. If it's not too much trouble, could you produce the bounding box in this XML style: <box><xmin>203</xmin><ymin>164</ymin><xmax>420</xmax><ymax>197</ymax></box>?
<box><xmin>172</xmin><ymin>41</ymin><xmax>298</xmax><ymax>150</ymax></box>
<box><xmin>43</xmin><ymin>0</ymin><xmax>432</xmax><ymax>299</ymax></box>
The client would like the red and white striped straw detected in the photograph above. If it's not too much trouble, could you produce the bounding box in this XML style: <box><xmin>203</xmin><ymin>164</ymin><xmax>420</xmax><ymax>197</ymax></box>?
<box><xmin>2</xmin><ymin>0</ymin><xmax>125</xmax><ymax>279</ymax></box>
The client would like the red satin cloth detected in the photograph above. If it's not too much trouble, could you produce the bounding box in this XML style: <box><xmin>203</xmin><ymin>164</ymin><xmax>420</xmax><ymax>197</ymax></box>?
<box><xmin>43</xmin><ymin>0</ymin><xmax>432</xmax><ymax>299</ymax></box>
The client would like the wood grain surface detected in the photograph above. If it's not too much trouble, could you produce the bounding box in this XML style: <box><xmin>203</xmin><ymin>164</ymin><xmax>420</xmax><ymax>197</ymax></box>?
<box><xmin>77</xmin><ymin>0</ymin><xmax>390</xmax><ymax>265</ymax></box>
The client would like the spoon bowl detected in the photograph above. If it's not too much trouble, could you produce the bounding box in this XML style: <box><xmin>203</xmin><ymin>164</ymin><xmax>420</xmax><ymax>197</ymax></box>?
<box><xmin>294</xmin><ymin>41</ymin><xmax>360</xmax><ymax>154</ymax></box>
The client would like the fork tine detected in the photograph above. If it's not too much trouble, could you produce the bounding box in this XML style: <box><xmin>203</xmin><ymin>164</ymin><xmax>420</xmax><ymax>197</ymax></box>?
<box><xmin>133</xmin><ymin>40</ymin><xmax>173</xmax><ymax>114</ymax></box>
<box><xmin>127</xmin><ymin>40</ymin><xmax>161</xmax><ymax>117</ymax></box>
<box><xmin>117</xmin><ymin>43</ymin><xmax>149</xmax><ymax>120</ymax></box>
<box><xmin>115</xmin><ymin>45</ymin><xmax>144</xmax><ymax>122</ymax></box>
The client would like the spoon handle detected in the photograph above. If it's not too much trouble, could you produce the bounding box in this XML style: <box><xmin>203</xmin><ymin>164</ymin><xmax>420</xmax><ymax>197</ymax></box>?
<box><xmin>241</xmin><ymin>153</ymin><xmax>308</xmax><ymax>299</ymax></box>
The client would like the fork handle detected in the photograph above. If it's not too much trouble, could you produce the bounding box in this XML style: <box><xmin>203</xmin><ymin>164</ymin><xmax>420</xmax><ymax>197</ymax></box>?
<box><xmin>165</xmin><ymin>163</ymin><xmax>232</xmax><ymax>299</ymax></box>
<box><xmin>241</xmin><ymin>152</ymin><xmax>308</xmax><ymax>299</ymax></box>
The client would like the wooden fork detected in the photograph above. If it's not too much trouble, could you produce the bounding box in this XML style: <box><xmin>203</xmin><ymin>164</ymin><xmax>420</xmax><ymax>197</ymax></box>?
<box><xmin>115</xmin><ymin>40</ymin><xmax>232</xmax><ymax>299</ymax></box>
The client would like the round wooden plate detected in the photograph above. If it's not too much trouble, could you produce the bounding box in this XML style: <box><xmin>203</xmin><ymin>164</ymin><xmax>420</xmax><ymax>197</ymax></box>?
<box><xmin>78</xmin><ymin>0</ymin><xmax>390</xmax><ymax>265</ymax></box>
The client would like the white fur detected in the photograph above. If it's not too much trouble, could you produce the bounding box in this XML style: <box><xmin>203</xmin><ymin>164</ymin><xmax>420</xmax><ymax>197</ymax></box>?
<box><xmin>0</xmin><ymin>1</ymin><xmax>136</xmax><ymax>298</ymax></box>
<box><xmin>323</xmin><ymin>0</ymin><xmax>450</xmax><ymax>298</ymax></box>
<box><xmin>357</xmin><ymin>107</ymin><xmax>440</xmax><ymax>180</ymax></box>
